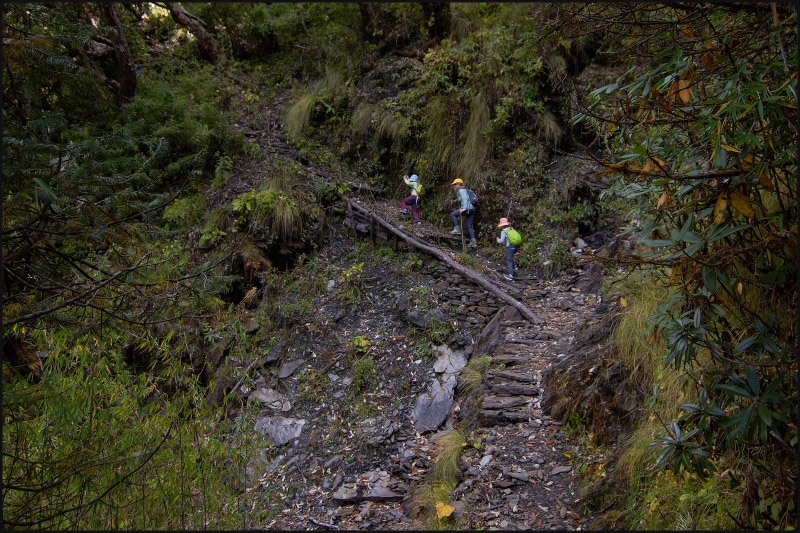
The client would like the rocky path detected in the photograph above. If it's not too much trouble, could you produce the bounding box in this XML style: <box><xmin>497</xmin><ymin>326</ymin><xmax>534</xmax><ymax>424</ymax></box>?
<box><xmin>221</xmin><ymin>97</ymin><xmax>605</xmax><ymax>530</ymax></box>
<box><xmin>238</xmin><ymin>204</ymin><xmax>603</xmax><ymax>530</ymax></box>
<box><xmin>432</xmin><ymin>258</ymin><xmax>601</xmax><ymax>531</ymax></box>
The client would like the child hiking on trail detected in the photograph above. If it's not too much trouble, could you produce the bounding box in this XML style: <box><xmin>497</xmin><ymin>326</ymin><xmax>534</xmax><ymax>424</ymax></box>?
<box><xmin>496</xmin><ymin>217</ymin><xmax>520</xmax><ymax>281</ymax></box>
<box><xmin>400</xmin><ymin>174</ymin><xmax>422</xmax><ymax>225</ymax></box>
<box><xmin>449</xmin><ymin>178</ymin><xmax>477</xmax><ymax>248</ymax></box>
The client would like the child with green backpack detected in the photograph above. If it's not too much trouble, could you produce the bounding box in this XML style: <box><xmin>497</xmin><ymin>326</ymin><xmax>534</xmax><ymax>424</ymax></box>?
<box><xmin>496</xmin><ymin>218</ymin><xmax>521</xmax><ymax>281</ymax></box>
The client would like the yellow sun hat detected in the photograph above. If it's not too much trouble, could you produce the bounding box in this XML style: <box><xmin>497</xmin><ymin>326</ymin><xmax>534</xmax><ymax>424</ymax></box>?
<box><xmin>451</xmin><ymin>178</ymin><xmax>463</xmax><ymax>185</ymax></box>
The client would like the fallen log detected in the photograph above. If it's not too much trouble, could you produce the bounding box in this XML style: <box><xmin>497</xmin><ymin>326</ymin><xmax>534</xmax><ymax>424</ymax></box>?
<box><xmin>347</xmin><ymin>199</ymin><xmax>543</xmax><ymax>325</ymax></box>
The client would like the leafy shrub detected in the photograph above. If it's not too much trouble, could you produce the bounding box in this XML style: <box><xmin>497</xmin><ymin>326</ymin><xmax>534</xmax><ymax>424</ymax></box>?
<box><xmin>336</xmin><ymin>262</ymin><xmax>364</xmax><ymax>309</ymax></box>
<box><xmin>163</xmin><ymin>195</ymin><xmax>207</xmax><ymax>231</ymax></box>
<box><xmin>120</xmin><ymin>67</ymin><xmax>244</xmax><ymax>170</ymax></box>
<box><xmin>576</xmin><ymin>4</ymin><xmax>797</xmax><ymax>526</ymax></box>
<box><xmin>351</xmin><ymin>356</ymin><xmax>377</xmax><ymax>392</ymax></box>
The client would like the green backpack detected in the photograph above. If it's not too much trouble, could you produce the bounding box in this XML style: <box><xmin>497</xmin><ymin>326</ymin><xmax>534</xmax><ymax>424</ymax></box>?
<box><xmin>416</xmin><ymin>183</ymin><xmax>425</xmax><ymax>196</ymax></box>
<box><xmin>506</xmin><ymin>228</ymin><xmax>522</xmax><ymax>246</ymax></box>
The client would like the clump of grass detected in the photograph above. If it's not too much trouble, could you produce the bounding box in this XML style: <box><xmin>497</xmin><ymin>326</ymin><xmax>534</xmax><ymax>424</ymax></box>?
<box><xmin>537</xmin><ymin>108</ymin><xmax>562</xmax><ymax>147</ymax></box>
<box><xmin>611</xmin><ymin>270</ymin><xmax>672</xmax><ymax>396</ymax></box>
<box><xmin>285</xmin><ymin>70</ymin><xmax>348</xmax><ymax>143</ymax></box>
<box><xmin>351</xmin><ymin>356</ymin><xmax>377</xmax><ymax>392</ymax></box>
<box><xmin>408</xmin><ymin>430</ymin><xmax>467</xmax><ymax>529</ymax></box>
<box><xmin>406</xmin><ymin>482</ymin><xmax>436</xmax><ymax>521</ymax></box>
<box><xmin>284</xmin><ymin>94</ymin><xmax>318</xmax><ymax>138</ymax></box>
<box><xmin>424</xmin><ymin>96</ymin><xmax>454</xmax><ymax>162</ymax></box>
<box><xmin>377</xmin><ymin>111</ymin><xmax>408</xmax><ymax>143</ymax></box>
<box><xmin>271</xmin><ymin>194</ymin><xmax>302</xmax><ymax>240</ymax></box>
<box><xmin>432</xmin><ymin>429</ymin><xmax>466</xmax><ymax>486</ymax></box>
<box><xmin>455</xmin><ymin>93</ymin><xmax>491</xmax><ymax>188</ymax></box>
<box><xmin>456</xmin><ymin>354</ymin><xmax>491</xmax><ymax>399</ymax></box>
<box><xmin>266</xmin><ymin>163</ymin><xmax>295</xmax><ymax>193</ymax></box>
<box><xmin>239</xmin><ymin>240</ymin><xmax>268</xmax><ymax>266</ymax></box>
<box><xmin>351</xmin><ymin>102</ymin><xmax>379</xmax><ymax>137</ymax></box>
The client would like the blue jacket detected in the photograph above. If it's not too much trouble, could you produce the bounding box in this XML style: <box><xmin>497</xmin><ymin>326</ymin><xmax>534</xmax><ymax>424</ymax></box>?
<box><xmin>456</xmin><ymin>187</ymin><xmax>474</xmax><ymax>211</ymax></box>
<box><xmin>497</xmin><ymin>228</ymin><xmax>515</xmax><ymax>247</ymax></box>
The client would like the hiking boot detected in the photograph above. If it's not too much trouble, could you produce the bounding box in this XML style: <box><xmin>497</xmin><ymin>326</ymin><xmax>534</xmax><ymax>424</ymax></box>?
<box><xmin>400</xmin><ymin>209</ymin><xmax>408</xmax><ymax>214</ymax></box>
<box><xmin>416</xmin><ymin>221</ymin><xmax>422</xmax><ymax>226</ymax></box>
<box><xmin>468</xmin><ymin>239</ymin><xmax>477</xmax><ymax>248</ymax></box>
<box><xmin>504</xmin><ymin>273</ymin><xmax>514</xmax><ymax>281</ymax></box>
<box><xmin>450</xmin><ymin>228</ymin><xmax>461</xmax><ymax>235</ymax></box>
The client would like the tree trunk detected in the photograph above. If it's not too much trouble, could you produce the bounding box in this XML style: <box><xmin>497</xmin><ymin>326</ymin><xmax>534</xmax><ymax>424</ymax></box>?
<box><xmin>421</xmin><ymin>2</ymin><xmax>451</xmax><ymax>39</ymax></box>
<box><xmin>346</xmin><ymin>200</ymin><xmax>544</xmax><ymax>325</ymax></box>
<box><xmin>97</xmin><ymin>2</ymin><xmax>136</xmax><ymax>102</ymax></box>
<box><xmin>164</xmin><ymin>2</ymin><xmax>221</xmax><ymax>65</ymax></box>
<box><xmin>357</xmin><ymin>3</ymin><xmax>382</xmax><ymax>43</ymax></box>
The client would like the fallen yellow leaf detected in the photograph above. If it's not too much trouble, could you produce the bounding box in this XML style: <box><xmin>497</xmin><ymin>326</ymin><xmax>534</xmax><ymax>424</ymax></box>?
<box><xmin>657</xmin><ymin>190</ymin><xmax>670</xmax><ymax>209</ymax></box>
<box><xmin>651</xmin><ymin>157</ymin><xmax>666</xmax><ymax>171</ymax></box>
<box><xmin>676</xmin><ymin>79</ymin><xmax>691</xmax><ymax>104</ymax></box>
<box><xmin>435</xmin><ymin>502</ymin><xmax>455</xmax><ymax>519</ymax></box>
<box><xmin>729</xmin><ymin>191</ymin><xmax>755</xmax><ymax>219</ymax></box>
<box><xmin>713</xmin><ymin>195</ymin><xmax>728</xmax><ymax>224</ymax></box>
<box><xmin>758</xmin><ymin>169</ymin><xmax>774</xmax><ymax>191</ymax></box>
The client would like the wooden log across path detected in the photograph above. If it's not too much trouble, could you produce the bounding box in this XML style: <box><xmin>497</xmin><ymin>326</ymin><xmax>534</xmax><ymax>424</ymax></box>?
<box><xmin>346</xmin><ymin>199</ymin><xmax>544</xmax><ymax>325</ymax></box>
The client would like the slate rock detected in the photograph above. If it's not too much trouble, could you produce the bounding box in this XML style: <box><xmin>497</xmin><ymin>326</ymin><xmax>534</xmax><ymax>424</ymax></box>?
<box><xmin>254</xmin><ymin>416</ymin><xmax>306</xmax><ymax>445</ymax></box>
<box><xmin>278</xmin><ymin>360</ymin><xmax>303</xmax><ymax>379</ymax></box>
<box><xmin>433</xmin><ymin>345</ymin><xmax>467</xmax><ymax>375</ymax></box>
<box><xmin>411</xmin><ymin>378</ymin><xmax>453</xmax><ymax>433</ymax></box>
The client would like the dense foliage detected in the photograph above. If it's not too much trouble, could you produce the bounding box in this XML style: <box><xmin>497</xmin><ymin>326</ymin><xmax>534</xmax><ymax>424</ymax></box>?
<box><xmin>566</xmin><ymin>2</ymin><xmax>797</xmax><ymax>527</ymax></box>
<box><xmin>2</xmin><ymin>2</ymin><xmax>796</xmax><ymax>530</ymax></box>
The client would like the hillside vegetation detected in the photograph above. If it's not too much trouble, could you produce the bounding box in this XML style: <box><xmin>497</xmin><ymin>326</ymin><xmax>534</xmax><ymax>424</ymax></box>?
<box><xmin>2</xmin><ymin>2</ymin><xmax>796</xmax><ymax>530</ymax></box>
